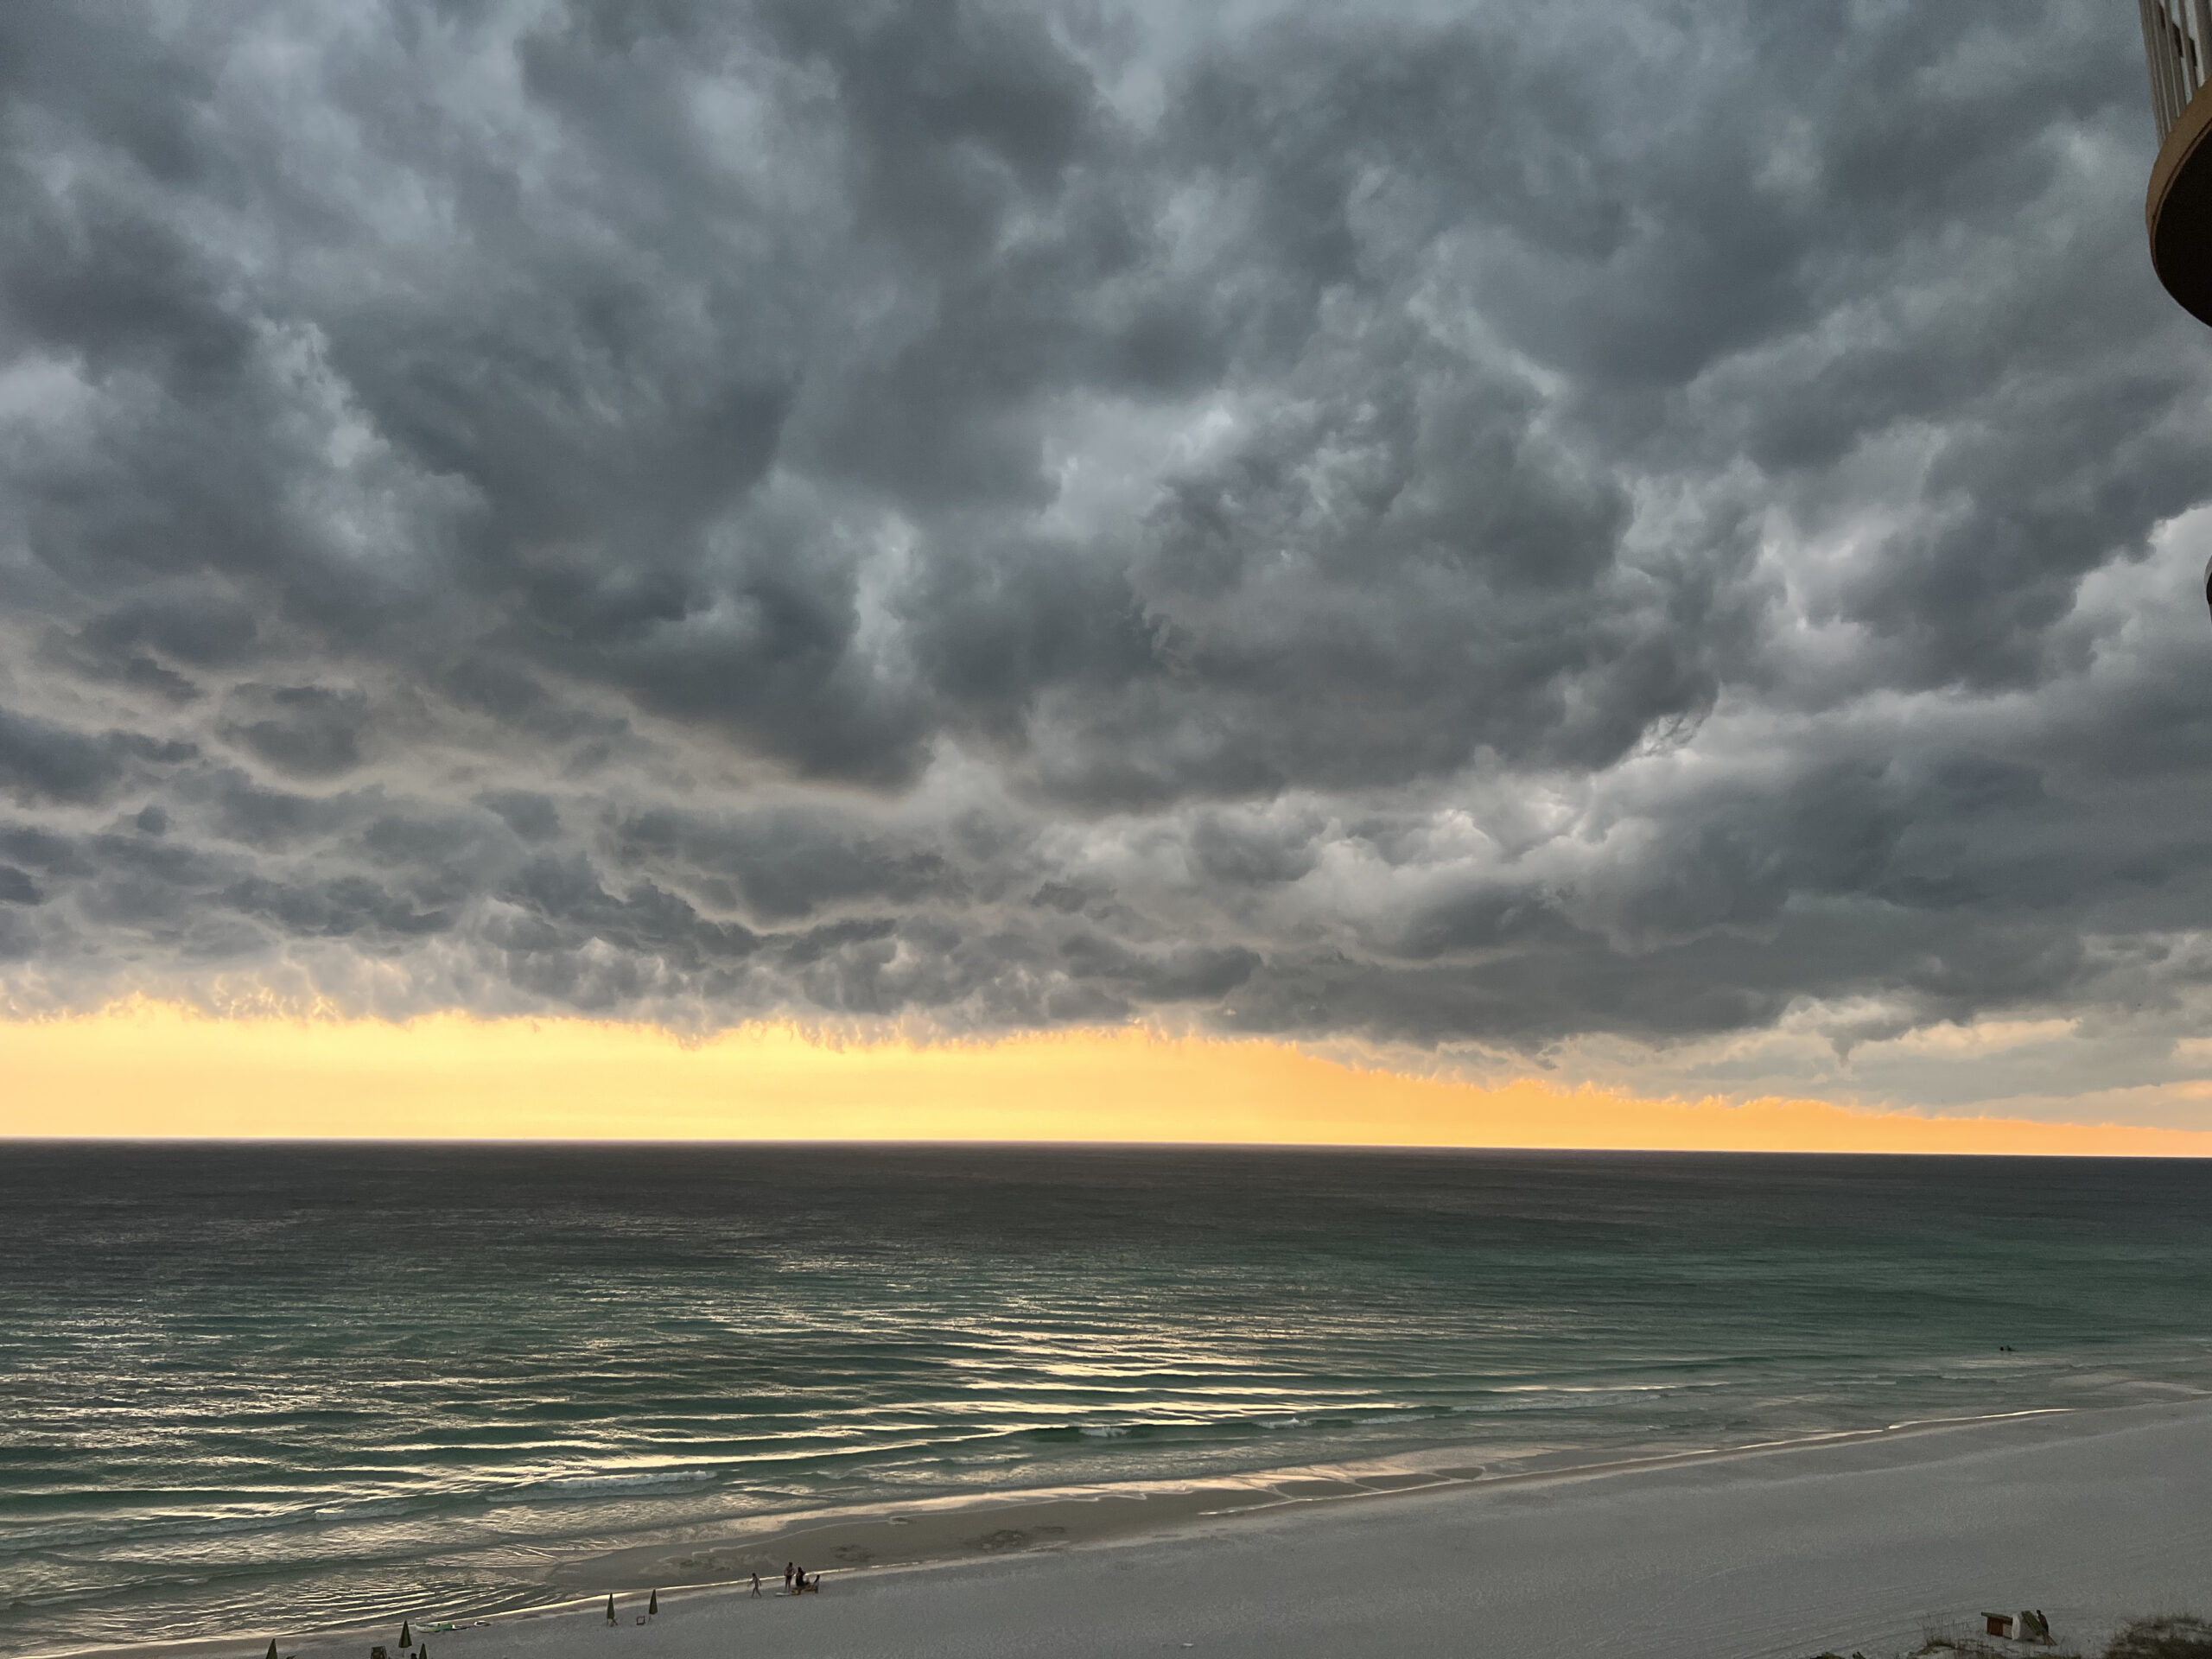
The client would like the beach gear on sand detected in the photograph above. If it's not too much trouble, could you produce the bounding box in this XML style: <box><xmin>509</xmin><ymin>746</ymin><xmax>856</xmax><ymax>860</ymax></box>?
<box><xmin>399</xmin><ymin>1623</ymin><xmax>411</xmax><ymax>1649</ymax></box>
<box><xmin>266</xmin><ymin>1641</ymin><xmax>277</xmax><ymax>1659</ymax></box>
<box><xmin>605</xmin><ymin>1596</ymin><xmax>615</xmax><ymax>1624</ymax></box>
<box><xmin>646</xmin><ymin>1591</ymin><xmax>657</xmax><ymax>1617</ymax></box>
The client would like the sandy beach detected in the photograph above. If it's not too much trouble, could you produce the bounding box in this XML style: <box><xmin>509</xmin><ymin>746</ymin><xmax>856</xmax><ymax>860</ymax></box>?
<box><xmin>70</xmin><ymin>1399</ymin><xmax>2212</xmax><ymax>1659</ymax></box>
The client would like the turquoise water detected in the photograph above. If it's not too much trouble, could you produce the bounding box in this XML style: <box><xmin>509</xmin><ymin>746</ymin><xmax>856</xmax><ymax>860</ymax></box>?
<box><xmin>2</xmin><ymin>1144</ymin><xmax>2208</xmax><ymax>1656</ymax></box>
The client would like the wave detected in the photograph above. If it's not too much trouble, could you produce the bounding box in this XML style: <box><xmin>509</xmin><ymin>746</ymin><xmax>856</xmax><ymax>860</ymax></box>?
<box><xmin>530</xmin><ymin>1469</ymin><xmax>721</xmax><ymax>1495</ymax></box>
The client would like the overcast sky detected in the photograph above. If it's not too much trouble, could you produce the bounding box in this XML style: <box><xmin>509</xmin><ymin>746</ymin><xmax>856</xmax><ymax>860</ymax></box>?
<box><xmin>3</xmin><ymin>0</ymin><xmax>2210</xmax><ymax>1124</ymax></box>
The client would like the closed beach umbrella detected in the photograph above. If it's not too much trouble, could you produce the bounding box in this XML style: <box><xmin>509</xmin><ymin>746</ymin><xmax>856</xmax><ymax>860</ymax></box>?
<box><xmin>646</xmin><ymin>1591</ymin><xmax>657</xmax><ymax>1617</ymax></box>
<box><xmin>398</xmin><ymin>1624</ymin><xmax>411</xmax><ymax>1650</ymax></box>
<box><xmin>605</xmin><ymin>1595</ymin><xmax>614</xmax><ymax>1622</ymax></box>
<box><xmin>265</xmin><ymin>1642</ymin><xmax>277</xmax><ymax>1659</ymax></box>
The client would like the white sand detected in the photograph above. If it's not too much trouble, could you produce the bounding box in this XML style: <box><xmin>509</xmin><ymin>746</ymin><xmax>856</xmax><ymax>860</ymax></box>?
<box><xmin>119</xmin><ymin>1401</ymin><xmax>2212</xmax><ymax>1659</ymax></box>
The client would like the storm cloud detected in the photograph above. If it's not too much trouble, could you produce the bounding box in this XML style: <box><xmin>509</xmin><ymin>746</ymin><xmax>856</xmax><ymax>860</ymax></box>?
<box><xmin>3</xmin><ymin>0</ymin><xmax>2211</xmax><ymax>1112</ymax></box>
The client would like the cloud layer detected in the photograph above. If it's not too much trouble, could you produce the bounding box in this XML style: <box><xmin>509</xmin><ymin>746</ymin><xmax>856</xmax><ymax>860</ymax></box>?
<box><xmin>3</xmin><ymin>0</ymin><xmax>2211</xmax><ymax>1116</ymax></box>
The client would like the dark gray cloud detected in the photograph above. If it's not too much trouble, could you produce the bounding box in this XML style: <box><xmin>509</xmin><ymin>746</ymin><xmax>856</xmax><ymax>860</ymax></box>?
<box><xmin>3</xmin><ymin>0</ymin><xmax>2210</xmax><ymax>1114</ymax></box>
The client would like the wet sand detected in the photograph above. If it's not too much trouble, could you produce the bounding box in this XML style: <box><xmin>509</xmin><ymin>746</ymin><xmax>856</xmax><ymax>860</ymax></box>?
<box><xmin>49</xmin><ymin>1400</ymin><xmax>2212</xmax><ymax>1659</ymax></box>
<box><xmin>550</xmin><ymin>1465</ymin><xmax>1478</xmax><ymax>1593</ymax></box>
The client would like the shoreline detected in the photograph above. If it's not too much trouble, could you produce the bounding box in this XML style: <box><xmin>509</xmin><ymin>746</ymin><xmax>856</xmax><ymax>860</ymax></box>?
<box><xmin>543</xmin><ymin>1405</ymin><xmax>2094</xmax><ymax>1598</ymax></box>
<box><xmin>29</xmin><ymin>1396</ymin><xmax>2211</xmax><ymax>1659</ymax></box>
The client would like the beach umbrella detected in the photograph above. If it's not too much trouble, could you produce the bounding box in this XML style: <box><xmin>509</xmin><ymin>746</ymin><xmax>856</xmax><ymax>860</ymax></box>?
<box><xmin>266</xmin><ymin>1642</ymin><xmax>277</xmax><ymax>1659</ymax></box>
<box><xmin>605</xmin><ymin>1595</ymin><xmax>615</xmax><ymax>1623</ymax></box>
<box><xmin>646</xmin><ymin>1592</ymin><xmax>657</xmax><ymax>1618</ymax></box>
<box><xmin>398</xmin><ymin>1624</ymin><xmax>411</xmax><ymax>1650</ymax></box>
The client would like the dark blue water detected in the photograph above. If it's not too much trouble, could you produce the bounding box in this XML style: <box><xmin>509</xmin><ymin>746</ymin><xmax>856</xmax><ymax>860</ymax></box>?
<box><xmin>3</xmin><ymin>1144</ymin><xmax>2209</xmax><ymax>1656</ymax></box>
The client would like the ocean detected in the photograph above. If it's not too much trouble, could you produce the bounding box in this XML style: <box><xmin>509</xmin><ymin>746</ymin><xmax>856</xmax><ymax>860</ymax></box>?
<box><xmin>2</xmin><ymin>1143</ymin><xmax>2208</xmax><ymax>1657</ymax></box>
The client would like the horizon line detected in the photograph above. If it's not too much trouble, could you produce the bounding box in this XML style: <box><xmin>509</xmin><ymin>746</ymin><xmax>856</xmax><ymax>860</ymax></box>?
<box><xmin>5</xmin><ymin>1132</ymin><xmax>2206</xmax><ymax>1160</ymax></box>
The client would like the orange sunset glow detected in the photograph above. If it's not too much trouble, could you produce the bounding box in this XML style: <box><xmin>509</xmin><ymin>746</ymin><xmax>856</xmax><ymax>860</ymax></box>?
<box><xmin>3</xmin><ymin>1005</ymin><xmax>2208</xmax><ymax>1155</ymax></box>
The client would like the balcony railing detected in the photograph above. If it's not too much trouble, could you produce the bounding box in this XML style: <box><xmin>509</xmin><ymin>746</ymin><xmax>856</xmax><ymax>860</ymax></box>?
<box><xmin>2144</xmin><ymin>0</ymin><xmax>2212</xmax><ymax>139</ymax></box>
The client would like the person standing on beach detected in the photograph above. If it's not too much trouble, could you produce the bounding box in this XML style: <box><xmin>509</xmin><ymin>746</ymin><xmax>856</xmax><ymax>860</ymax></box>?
<box><xmin>784</xmin><ymin>1560</ymin><xmax>794</xmax><ymax>1591</ymax></box>
<box><xmin>749</xmin><ymin>1572</ymin><xmax>760</xmax><ymax>1598</ymax></box>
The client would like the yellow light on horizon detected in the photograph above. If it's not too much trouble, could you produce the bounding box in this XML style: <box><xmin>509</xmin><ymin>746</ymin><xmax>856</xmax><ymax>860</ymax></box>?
<box><xmin>2</xmin><ymin>1004</ymin><xmax>2209</xmax><ymax>1156</ymax></box>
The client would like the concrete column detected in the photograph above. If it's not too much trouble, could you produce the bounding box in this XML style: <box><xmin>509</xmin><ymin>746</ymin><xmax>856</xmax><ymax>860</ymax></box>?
<box><xmin>2148</xmin><ymin>0</ymin><xmax>2176</xmax><ymax>137</ymax></box>
<box><xmin>2158</xmin><ymin>0</ymin><xmax>2177</xmax><ymax>135</ymax></box>
<box><xmin>2158</xmin><ymin>3</ymin><xmax>2188</xmax><ymax>130</ymax></box>
<box><xmin>2185</xmin><ymin>0</ymin><xmax>2202</xmax><ymax>109</ymax></box>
